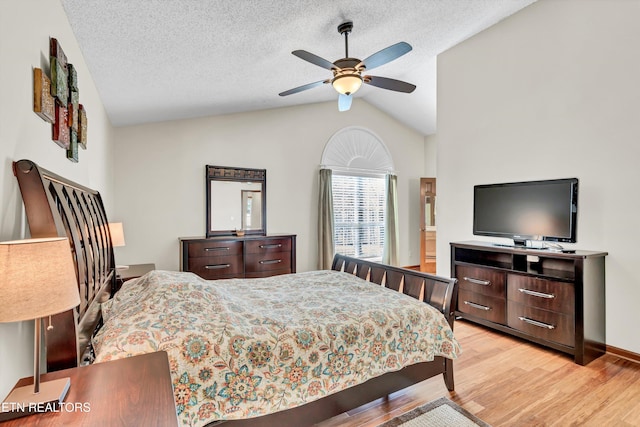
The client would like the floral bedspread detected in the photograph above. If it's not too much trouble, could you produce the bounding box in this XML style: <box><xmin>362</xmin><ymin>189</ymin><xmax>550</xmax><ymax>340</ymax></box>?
<box><xmin>93</xmin><ymin>269</ymin><xmax>460</xmax><ymax>426</ymax></box>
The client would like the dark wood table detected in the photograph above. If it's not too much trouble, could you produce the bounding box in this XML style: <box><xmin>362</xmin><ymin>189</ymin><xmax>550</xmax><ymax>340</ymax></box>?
<box><xmin>0</xmin><ymin>351</ymin><xmax>177</xmax><ymax>426</ymax></box>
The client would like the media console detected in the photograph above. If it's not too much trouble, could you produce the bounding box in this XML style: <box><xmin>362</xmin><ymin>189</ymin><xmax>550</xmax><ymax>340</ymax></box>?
<box><xmin>450</xmin><ymin>241</ymin><xmax>607</xmax><ymax>365</ymax></box>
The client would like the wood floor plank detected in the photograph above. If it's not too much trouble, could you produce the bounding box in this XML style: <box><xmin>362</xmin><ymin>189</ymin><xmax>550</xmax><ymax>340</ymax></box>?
<box><xmin>317</xmin><ymin>320</ymin><xmax>640</xmax><ymax>426</ymax></box>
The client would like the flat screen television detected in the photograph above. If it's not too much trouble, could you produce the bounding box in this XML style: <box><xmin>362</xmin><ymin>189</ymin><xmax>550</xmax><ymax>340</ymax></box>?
<box><xmin>473</xmin><ymin>178</ymin><xmax>578</xmax><ymax>247</ymax></box>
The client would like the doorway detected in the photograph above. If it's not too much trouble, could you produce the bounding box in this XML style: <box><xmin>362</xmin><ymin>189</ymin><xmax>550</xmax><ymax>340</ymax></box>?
<box><xmin>420</xmin><ymin>178</ymin><xmax>436</xmax><ymax>273</ymax></box>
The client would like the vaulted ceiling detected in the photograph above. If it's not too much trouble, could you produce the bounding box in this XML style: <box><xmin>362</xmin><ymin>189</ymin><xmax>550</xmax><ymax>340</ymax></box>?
<box><xmin>61</xmin><ymin>0</ymin><xmax>536</xmax><ymax>135</ymax></box>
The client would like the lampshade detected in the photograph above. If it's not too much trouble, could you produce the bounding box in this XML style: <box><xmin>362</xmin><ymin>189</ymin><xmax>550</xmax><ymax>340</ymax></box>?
<box><xmin>108</xmin><ymin>222</ymin><xmax>126</xmax><ymax>247</ymax></box>
<box><xmin>332</xmin><ymin>74</ymin><xmax>363</xmax><ymax>95</ymax></box>
<box><xmin>0</xmin><ymin>237</ymin><xmax>79</xmax><ymax>323</ymax></box>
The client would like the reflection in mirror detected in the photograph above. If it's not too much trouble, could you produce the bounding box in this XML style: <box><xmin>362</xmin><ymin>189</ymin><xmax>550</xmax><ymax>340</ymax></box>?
<box><xmin>241</xmin><ymin>190</ymin><xmax>262</xmax><ymax>230</ymax></box>
<box><xmin>206</xmin><ymin>166</ymin><xmax>266</xmax><ymax>237</ymax></box>
<box><xmin>210</xmin><ymin>182</ymin><xmax>262</xmax><ymax>231</ymax></box>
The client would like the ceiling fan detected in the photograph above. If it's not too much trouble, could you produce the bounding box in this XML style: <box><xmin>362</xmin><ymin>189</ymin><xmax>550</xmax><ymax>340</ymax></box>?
<box><xmin>279</xmin><ymin>21</ymin><xmax>416</xmax><ymax>112</ymax></box>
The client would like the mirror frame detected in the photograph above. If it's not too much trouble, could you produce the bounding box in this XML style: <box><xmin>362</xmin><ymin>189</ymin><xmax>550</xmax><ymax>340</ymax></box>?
<box><xmin>206</xmin><ymin>165</ymin><xmax>267</xmax><ymax>237</ymax></box>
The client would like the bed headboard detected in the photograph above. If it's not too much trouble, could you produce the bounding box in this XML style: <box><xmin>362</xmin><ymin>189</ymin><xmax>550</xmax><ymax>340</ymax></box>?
<box><xmin>331</xmin><ymin>254</ymin><xmax>458</xmax><ymax>329</ymax></box>
<box><xmin>13</xmin><ymin>159</ymin><xmax>116</xmax><ymax>371</ymax></box>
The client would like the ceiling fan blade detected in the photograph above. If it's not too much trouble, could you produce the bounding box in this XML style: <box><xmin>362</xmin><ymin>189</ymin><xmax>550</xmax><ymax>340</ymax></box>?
<box><xmin>338</xmin><ymin>94</ymin><xmax>352</xmax><ymax>112</ymax></box>
<box><xmin>292</xmin><ymin>50</ymin><xmax>336</xmax><ymax>71</ymax></box>
<box><xmin>279</xmin><ymin>80</ymin><xmax>328</xmax><ymax>96</ymax></box>
<box><xmin>364</xmin><ymin>76</ymin><xmax>416</xmax><ymax>93</ymax></box>
<box><xmin>359</xmin><ymin>42</ymin><xmax>412</xmax><ymax>71</ymax></box>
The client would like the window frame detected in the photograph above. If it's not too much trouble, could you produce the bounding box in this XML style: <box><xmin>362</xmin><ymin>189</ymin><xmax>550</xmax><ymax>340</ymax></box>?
<box><xmin>332</xmin><ymin>171</ymin><xmax>386</xmax><ymax>262</ymax></box>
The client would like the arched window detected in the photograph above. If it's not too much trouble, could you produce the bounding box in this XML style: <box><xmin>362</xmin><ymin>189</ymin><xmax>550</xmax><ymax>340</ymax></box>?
<box><xmin>321</xmin><ymin>127</ymin><xmax>395</xmax><ymax>174</ymax></box>
<box><xmin>318</xmin><ymin>127</ymin><xmax>398</xmax><ymax>268</ymax></box>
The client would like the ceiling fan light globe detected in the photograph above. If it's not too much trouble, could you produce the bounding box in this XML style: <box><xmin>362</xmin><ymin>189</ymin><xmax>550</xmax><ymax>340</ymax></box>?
<box><xmin>332</xmin><ymin>74</ymin><xmax>362</xmax><ymax>95</ymax></box>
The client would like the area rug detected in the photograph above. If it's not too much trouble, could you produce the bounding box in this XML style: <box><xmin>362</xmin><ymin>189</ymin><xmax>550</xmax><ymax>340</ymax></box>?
<box><xmin>377</xmin><ymin>397</ymin><xmax>491</xmax><ymax>427</ymax></box>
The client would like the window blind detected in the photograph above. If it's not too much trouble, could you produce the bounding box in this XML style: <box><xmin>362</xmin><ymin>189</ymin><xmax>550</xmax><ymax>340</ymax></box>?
<box><xmin>332</xmin><ymin>174</ymin><xmax>385</xmax><ymax>260</ymax></box>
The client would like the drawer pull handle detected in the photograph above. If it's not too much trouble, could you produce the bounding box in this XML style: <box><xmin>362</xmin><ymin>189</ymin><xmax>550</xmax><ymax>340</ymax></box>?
<box><xmin>205</xmin><ymin>247</ymin><xmax>230</xmax><ymax>252</ymax></box>
<box><xmin>259</xmin><ymin>259</ymin><xmax>282</xmax><ymax>265</ymax></box>
<box><xmin>205</xmin><ymin>264</ymin><xmax>230</xmax><ymax>270</ymax></box>
<box><xmin>518</xmin><ymin>316</ymin><xmax>555</xmax><ymax>330</ymax></box>
<box><xmin>463</xmin><ymin>277</ymin><xmax>491</xmax><ymax>286</ymax></box>
<box><xmin>518</xmin><ymin>288</ymin><xmax>555</xmax><ymax>299</ymax></box>
<box><xmin>463</xmin><ymin>301</ymin><xmax>491</xmax><ymax>311</ymax></box>
<box><xmin>259</xmin><ymin>244</ymin><xmax>282</xmax><ymax>249</ymax></box>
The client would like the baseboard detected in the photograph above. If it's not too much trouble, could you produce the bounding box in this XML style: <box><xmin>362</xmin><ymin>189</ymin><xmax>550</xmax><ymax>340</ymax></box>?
<box><xmin>606</xmin><ymin>345</ymin><xmax>640</xmax><ymax>364</ymax></box>
<box><xmin>403</xmin><ymin>265</ymin><xmax>420</xmax><ymax>271</ymax></box>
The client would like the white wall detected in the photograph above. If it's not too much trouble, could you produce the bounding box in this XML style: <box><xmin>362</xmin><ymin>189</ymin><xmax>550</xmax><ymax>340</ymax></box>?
<box><xmin>435</xmin><ymin>0</ymin><xmax>640</xmax><ymax>353</ymax></box>
<box><xmin>0</xmin><ymin>0</ymin><xmax>115</xmax><ymax>399</ymax></box>
<box><xmin>424</xmin><ymin>134</ymin><xmax>437</xmax><ymax>177</ymax></box>
<box><xmin>113</xmin><ymin>100</ymin><xmax>426</xmax><ymax>273</ymax></box>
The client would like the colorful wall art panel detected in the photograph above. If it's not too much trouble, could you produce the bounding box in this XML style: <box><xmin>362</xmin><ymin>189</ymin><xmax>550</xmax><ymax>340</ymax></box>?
<box><xmin>33</xmin><ymin>37</ymin><xmax>88</xmax><ymax>161</ymax></box>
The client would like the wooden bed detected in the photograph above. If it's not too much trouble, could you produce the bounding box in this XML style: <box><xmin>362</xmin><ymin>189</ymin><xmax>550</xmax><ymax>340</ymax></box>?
<box><xmin>13</xmin><ymin>159</ymin><xmax>115</xmax><ymax>372</ymax></box>
<box><xmin>13</xmin><ymin>159</ymin><xmax>459</xmax><ymax>427</ymax></box>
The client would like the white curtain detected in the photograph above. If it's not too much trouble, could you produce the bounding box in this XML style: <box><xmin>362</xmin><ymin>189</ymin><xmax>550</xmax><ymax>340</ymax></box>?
<box><xmin>382</xmin><ymin>174</ymin><xmax>399</xmax><ymax>266</ymax></box>
<box><xmin>318</xmin><ymin>169</ymin><xmax>335</xmax><ymax>270</ymax></box>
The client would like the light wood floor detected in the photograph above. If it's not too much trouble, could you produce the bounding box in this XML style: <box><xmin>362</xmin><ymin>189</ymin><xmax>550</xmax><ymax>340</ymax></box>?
<box><xmin>318</xmin><ymin>320</ymin><xmax>640</xmax><ymax>427</ymax></box>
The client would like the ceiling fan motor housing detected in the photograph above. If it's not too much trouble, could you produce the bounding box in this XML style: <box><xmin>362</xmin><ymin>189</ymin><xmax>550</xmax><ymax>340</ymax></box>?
<box><xmin>333</xmin><ymin>58</ymin><xmax>361</xmax><ymax>69</ymax></box>
<box><xmin>331</xmin><ymin>57</ymin><xmax>363</xmax><ymax>95</ymax></box>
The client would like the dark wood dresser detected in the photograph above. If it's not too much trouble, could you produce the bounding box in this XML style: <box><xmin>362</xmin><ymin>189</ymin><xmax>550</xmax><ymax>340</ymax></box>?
<box><xmin>451</xmin><ymin>241</ymin><xmax>607</xmax><ymax>365</ymax></box>
<box><xmin>180</xmin><ymin>234</ymin><xmax>296</xmax><ymax>280</ymax></box>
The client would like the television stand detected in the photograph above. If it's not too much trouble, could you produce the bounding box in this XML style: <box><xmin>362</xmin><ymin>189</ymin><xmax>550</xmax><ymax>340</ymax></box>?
<box><xmin>492</xmin><ymin>242</ymin><xmax>548</xmax><ymax>250</ymax></box>
<box><xmin>450</xmin><ymin>241</ymin><xmax>607</xmax><ymax>365</ymax></box>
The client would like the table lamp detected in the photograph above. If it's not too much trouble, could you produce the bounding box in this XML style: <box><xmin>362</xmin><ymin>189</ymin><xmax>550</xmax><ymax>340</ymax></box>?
<box><xmin>108</xmin><ymin>222</ymin><xmax>128</xmax><ymax>270</ymax></box>
<box><xmin>0</xmin><ymin>237</ymin><xmax>80</xmax><ymax>415</ymax></box>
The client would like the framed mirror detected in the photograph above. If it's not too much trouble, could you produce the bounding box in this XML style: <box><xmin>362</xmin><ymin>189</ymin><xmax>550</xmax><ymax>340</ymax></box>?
<box><xmin>206</xmin><ymin>165</ymin><xmax>267</xmax><ymax>237</ymax></box>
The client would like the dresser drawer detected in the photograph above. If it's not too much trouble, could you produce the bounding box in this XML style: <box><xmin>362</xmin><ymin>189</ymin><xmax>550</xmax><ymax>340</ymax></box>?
<box><xmin>245</xmin><ymin>252</ymin><xmax>292</xmax><ymax>274</ymax></box>
<box><xmin>187</xmin><ymin>240</ymin><xmax>243</xmax><ymax>258</ymax></box>
<box><xmin>456</xmin><ymin>265</ymin><xmax>505</xmax><ymax>298</ymax></box>
<box><xmin>245</xmin><ymin>237</ymin><xmax>292</xmax><ymax>255</ymax></box>
<box><xmin>181</xmin><ymin>235</ymin><xmax>296</xmax><ymax>280</ymax></box>
<box><xmin>187</xmin><ymin>255</ymin><xmax>243</xmax><ymax>279</ymax></box>
<box><xmin>457</xmin><ymin>289</ymin><xmax>506</xmax><ymax>324</ymax></box>
<box><xmin>507</xmin><ymin>302</ymin><xmax>574</xmax><ymax>347</ymax></box>
<box><xmin>507</xmin><ymin>274</ymin><xmax>575</xmax><ymax>314</ymax></box>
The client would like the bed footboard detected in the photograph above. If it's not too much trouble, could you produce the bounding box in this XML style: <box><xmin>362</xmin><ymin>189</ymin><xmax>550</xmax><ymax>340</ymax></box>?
<box><xmin>331</xmin><ymin>254</ymin><xmax>458</xmax><ymax>329</ymax></box>
<box><xmin>220</xmin><ymin>255</ymin><xmax>458</xmax><ymax>426</ymax></box>
<box><xmin>331</xmin><ymin>254</ymin><xmax>458</xmax><ymax>393</ymax></box>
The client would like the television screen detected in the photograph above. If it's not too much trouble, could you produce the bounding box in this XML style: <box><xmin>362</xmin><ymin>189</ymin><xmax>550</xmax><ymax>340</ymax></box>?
<box><xmin>473</xmin><ymin>178</ymin><xmax>578</xmax><ymax>245</ymax></box>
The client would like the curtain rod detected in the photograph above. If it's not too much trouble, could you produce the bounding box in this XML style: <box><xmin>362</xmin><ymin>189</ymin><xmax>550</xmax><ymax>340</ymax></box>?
<box><xmin>319</xmin><ymin>165</ymin><xmax>396</xmax><ymax>176</ymax></box>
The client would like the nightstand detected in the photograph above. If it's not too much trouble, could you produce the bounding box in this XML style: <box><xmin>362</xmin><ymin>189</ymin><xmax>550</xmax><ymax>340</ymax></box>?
<box><xmin>0</xmin><ymin>351</ymin><xmax>177</xmax><ymax>426</ymax></box>
<box><xmin>115</xmin><ymin>263</ymin><xmax>155</xmax><ymax>292</ymax></box>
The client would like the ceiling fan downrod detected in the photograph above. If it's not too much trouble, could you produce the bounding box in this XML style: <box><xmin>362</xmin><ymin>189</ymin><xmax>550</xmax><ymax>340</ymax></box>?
<box><xmin>337</xmin><ymin>21</ymin><xmax>353</xmax><ymax>58</ymax></box>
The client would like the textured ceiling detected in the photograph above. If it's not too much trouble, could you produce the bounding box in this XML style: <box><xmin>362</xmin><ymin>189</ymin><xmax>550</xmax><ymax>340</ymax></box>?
<box><xmin>61</xmin><ymin>0</ymin><xmax>536</xmax><ymax>135</ymax></box>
